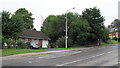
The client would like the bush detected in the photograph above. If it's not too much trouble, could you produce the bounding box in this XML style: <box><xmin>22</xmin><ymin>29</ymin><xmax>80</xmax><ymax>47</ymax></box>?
<box><xmin>26</xmin><ymin>42</ymin><xmax>31</xmax><ymax>49</ymax></box>
<box><xmin>5</xmin><ymin>39</ymin><xmax>15</xmax><ymax>48</ymax></box>
<box><xmin>56</xmin><ymin>37</ymin><xmax>73</xmax><ymax>48</ymax></box>
<box><xmin>17</xmin><ymin>39</ymin><xmax>26</xmax><ymax>49</ymax></box>
<box><xmin>50</xmin><ymin>43</ymin><xmax>56</xmax><ymax>48</ymax></box>
<box><xmin>112</xmin><ymin>37</ymin><xmax>117</xmax><ymax>41</ymax></box>
<box><xmin>0</xmin><ymin>36</ymin><xmax>2</xmax><ymax>49</ymax></box>
<box><xmin>118</xmin><ymin>37</ymin><xmax>120</xmax><ymax>42</ymax></box>
<box><xmin>112</xmin><ymin>37</ymin><xmax>120</xmax><ymax>42</ymax></box>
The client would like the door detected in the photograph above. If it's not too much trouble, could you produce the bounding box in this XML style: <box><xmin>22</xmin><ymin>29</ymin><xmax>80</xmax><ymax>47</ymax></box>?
<box><xmin>42</xmin><ymin>40</ymin><xmax>48</xmax><ymax>48</ymax></box>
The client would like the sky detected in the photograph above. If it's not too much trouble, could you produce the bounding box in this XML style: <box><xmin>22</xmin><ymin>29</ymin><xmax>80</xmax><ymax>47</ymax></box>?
<box><xmin>0</xmin><ymin>0</ymin><xmax>119</xmax><ymax>31</ymax></box>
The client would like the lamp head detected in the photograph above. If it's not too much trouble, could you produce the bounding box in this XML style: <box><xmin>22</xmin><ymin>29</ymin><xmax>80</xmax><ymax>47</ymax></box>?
<box><xmin>72</xmin><ymin>7</ymin><xmax>75</xmax><ymax>9</ymax></box>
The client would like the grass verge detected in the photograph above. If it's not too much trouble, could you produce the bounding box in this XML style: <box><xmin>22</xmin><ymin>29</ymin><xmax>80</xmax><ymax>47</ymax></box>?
<box><xmin>101</xmin><ymin>40</ymin><xmax>119</xmax><ymax>46</ymax></box>
<box><xmin>1</xmin><ymin>40</ymin><xmax>119</xmax><ymax>56</ymax></box>
<box><xmin>1</xmin><ymin>48</ymin><xmax>73</xmax><ymax>56</ymax></box>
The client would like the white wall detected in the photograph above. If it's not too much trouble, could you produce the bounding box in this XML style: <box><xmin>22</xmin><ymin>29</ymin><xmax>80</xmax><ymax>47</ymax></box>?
<box><xmin>42</xmin><ymin>40</ymin><xmax>48</xmax><ymax>48</ymax></box>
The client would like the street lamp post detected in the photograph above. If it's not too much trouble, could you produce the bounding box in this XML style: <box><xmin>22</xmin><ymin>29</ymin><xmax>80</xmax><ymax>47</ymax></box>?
<box><xmin>115</xmin><ymin>29</ymin><xmax>119</xmax><ymax>42</ymax></box>
<box><xmin>65</xmin><ymin>7</ymin><xmax>75</xmax><ymax>48</ymax></box>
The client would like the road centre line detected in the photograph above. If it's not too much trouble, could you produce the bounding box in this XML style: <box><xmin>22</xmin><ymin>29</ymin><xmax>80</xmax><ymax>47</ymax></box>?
<box><xmin>37</xmin><ymin>51</ymin><xmax>82</xmax><ymax>59</ymax></box>
<box><xmin>107</xmin><ymin>51</ymin><xmax>113</xmax><ymax>53</ymax></box>
<box><xmin>28</xmin><ymin>61</ymin><xmax>32</xmax><ymax>63</ymax></box>
<box><xmin>38</xmin><ymin>57</ymin><xmax>44</xmax><ymax>58</ymax></box>
<box><xmin>56</xmin><ymin>53</ymin><xmax>106</xmax><ymax>66</ymax></box>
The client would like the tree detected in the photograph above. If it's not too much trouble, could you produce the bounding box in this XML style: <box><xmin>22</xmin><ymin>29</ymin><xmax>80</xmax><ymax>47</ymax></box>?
<box><xmin>41</xmin><ymin>12</ymin><xmax>92</xmax><ymax>47</ymax></box>
<box><xmin>15</xmin><ymin>8</ymin><xmax>34</xmax><ymax>29</ymax></box>
<box><xmin>2</xmin><ymin>11</ymin><xmax>24</xmax><ymax>39</ymax></box>
<box><xmin>81</xmin><ymin>7</ymin><xmax>106</xmax><ymax>44</ymax></box>
<box><xmin>56</xmin><ymin>36</ymin><xmax>73</xmax><ymax>48</ymax></box>
<box><xmin>41</xmin><ymin>12</ymin><xmax>79</xmax><ymax>43</ymax></box>
<box><xmin>111</xmin><ymin>19</ymin><xmax>120</xmax><ymax>28</ymax></box>
<box><xmin>2</xmin><ymin>8</ymin><xmax>35</xmax><ymax>39</ymax></box>
<box><xmin>41</xmin><ymin>15</ymin><xmax>65</xmax><ymax>42</ymax></box>
<box><xmin>42</xmin><ymin>8</ymin><xmax>108</xmax><ymax>47</ymax></box>
<box><xmin>2</xmin><ymin>11</ymin><xmax>12</xmax><ymax>38</ymax></box>
<box><xmin>10</xmin><ymin>14</ymin><xmax>24</xmax><ymax>39</ymax></box>
<box><xmin>69</xmin><ymin>17</ymin><xmax>91</xmax><ymax>45</ymax></box>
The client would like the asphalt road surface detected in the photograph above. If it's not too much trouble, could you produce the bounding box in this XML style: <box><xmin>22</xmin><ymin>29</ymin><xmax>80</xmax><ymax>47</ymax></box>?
<box><xmin>2</xmin><ymin>45</ymin><xmax>118</xmax><ymax>67</ymax></box>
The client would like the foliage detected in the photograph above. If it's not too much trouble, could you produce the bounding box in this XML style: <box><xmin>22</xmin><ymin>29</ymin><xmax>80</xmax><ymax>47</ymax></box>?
<box><xmin>2</xmin><ymin>8</ymin><xmax>34</xmax><ymax>40</ymax></box>
<box><xmin>2</xmin><ymin>11</ymin><xmax>12</xmax><ymax>38</ymax></box>
<box><xmin>41</xmin><ymin>15</ymin><xmax>65</xmax><ymax>42</ymax></box>
<box><xmin>118</xmin><ymin>37</ymin><xmax>120</xmax><ymax>42</ymax></box>
<box><xmin>10</xmin><ymin>14</ymin><xmax>24</xmax><ymax>39</ymax></box>
<box><xmin>101</xmin><ymin>28</ymin><xmax>110</xmax><ymax>42</ymax></box>
<box><xmin>4</xmin><ymin>39</ymin><xmax>15</xmax><ymax>48</ymax></box>
<box><xmin>110</xmin><ymin>19</ymin><xmax>120</xmax><ymax>28</ymax></box>
<box><xmin>56</xmin><ymin>37</ymin><xmax>73</xmax><ymax>48</ymax></box>
<box><xmin>42</xmin><ymin>7</ymin><xmax>108</xmax><ymax>47</ymax></box>
<box><xmin>81</xmin><ymin>7</ymin><xmax>106</xmax><ymax>42</ymax></box>
<box><xmin>112</xmin><ymin>37</ymin><xmax>117</xmax><ymax>41</ymax></box>
<box><xmin>15</xmin><ymin>8</ymin><xmax>34</xmax><ymax>29</ymax></box>
<box><xmin>25</xmin><ymin>42</ymin><xmax>31</xmax><ymax>49</ymax></box>
<box><xmin>112</xmin><ymin>37</ymin><xmax>120</xmax><ymax>42</ymax></box>
<box><xmin>17</xmin><ymin>39</ymin><xmax>26</xmax><ymax>49</ymax></box>
<box><xmin>41</xmin><ymin>13</ymin><xmax>80</xmax><ymax>47</ymax></box>
<box><xmin>0</xmin><ymin>36</ymin><xmax>2</xmax><ymax>43</ymax></box>
<box><xmin>0</xmin><ymin>36</ymin><xmax>2</xmax><ymax>48</ymax></box>
<box><xmin>69</xmin><ymin>18</ymin><xmax>91</xmax><ymax>45</ymax></box>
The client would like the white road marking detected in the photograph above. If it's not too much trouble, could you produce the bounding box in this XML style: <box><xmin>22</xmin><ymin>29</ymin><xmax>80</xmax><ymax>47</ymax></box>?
<box><xmin>56</xmin><ymin>65</ymin><xmax>64</xmax><ymax>66</ymax></box>
<box><xmin>56</xmin><ymin>53</ymin><xmax>106</xmax><ymax>66</ymax></box>
<box><xmin>96</xmin><ymin>53</ymin><xmax>105</xmax><ymax>57</ymax></box>
<box><xmin>74</xmin><ymin>51</ymin><xmax>82</xmax><ymax>54</ymax></box>
<box><xmin>98</xmin><ymin>48</ymin><xmax>101</xmax><ymax>49</ymax></box>
<box><xmin>47</xmin><ymin>51</ymin><xmax>82</xmax><ymax>59</ymax></box>
<box><xmin>107</xmin><ymin>51</ymin><xmax>113</xmax><ymax>54</ymax></box>
<box><xmin>28</xmin><ymin>61</ymin><xmax>32</xmax><ymax>63</ymax></box>
<box><xmin>38</xmin><ymin>57</ymin><xmax>44</xmax><ymax>58</ymax></box>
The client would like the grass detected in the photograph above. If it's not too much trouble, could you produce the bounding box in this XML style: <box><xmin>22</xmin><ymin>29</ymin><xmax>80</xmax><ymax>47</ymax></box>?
<box><xmin>1</xmin><ymin>48</ymin><xmax>73</xmax><ymax>56</ymax></box>
<box><xmin>1</xmin><ymin>40</ymin><xmax>119</xmax><ymax>56</ymax></box>
<box><xmin>101</xmin><ymin>40</ymin><xmax>119</xmax><ymax>46</ymax></box>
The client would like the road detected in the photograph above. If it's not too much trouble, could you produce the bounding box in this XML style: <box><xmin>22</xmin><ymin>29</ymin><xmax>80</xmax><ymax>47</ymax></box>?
<box><xmin>2</xmin><ymin>45</ymin><xmax>118</xmax><ymax>67</ymax></box>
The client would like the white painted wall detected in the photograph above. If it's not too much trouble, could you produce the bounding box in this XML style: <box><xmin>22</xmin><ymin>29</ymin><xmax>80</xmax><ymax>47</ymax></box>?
<box><xmin>42</xmin><ymin>40</ymin><xmax>48</xmax><ymax>48</ymax></box>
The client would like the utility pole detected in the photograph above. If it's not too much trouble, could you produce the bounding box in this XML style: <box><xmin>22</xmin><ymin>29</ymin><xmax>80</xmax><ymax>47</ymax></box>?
<box><xmin>65</xmin><ymin>7</ymin><xmax>75</xmax><ymax>48</ymax></box>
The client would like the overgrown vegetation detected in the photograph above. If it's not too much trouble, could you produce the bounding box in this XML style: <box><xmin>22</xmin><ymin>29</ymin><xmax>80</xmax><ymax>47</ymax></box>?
<box><xmin>2</xmin><ymin>8</ymin><xmax>34</xmax><ymax>49</ymax></box>
<box><xmin>2</xmin><ymin>7</ymin><xmax>110</xmax><ymax>49</ymax></box>
<box><xmin>41</xmin><ymin>7</ymin><xmax>109</xmax><ymax>47</ymax></box>
<box><xmin>112</xmin><ymin>37</ymin><xmax>120</xmax><ymax>42</ymax></box>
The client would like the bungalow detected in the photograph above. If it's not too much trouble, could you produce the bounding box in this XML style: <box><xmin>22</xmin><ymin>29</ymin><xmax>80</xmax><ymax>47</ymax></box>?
<box><xmin>109</xmin><ymin>28</ymin><xmax>120</xmax><ymax>39</ymax></box>
<box><xmin>19</xmin><ymin>29</ymin><xmax>50</xmax><ymax>48</ymax></box>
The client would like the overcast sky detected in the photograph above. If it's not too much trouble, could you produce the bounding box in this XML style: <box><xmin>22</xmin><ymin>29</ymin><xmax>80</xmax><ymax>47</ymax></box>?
<box><xmin>0</xmin><ymin>0</ymin><xmax>119</xmax><ymax>31</ymax></box>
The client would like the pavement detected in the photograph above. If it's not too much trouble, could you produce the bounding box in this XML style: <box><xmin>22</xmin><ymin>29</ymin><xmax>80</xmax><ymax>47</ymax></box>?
<box><xmin>1</xmin><ymin>45</ymin><xmax>119</xmax><ymax>67</ymax></box>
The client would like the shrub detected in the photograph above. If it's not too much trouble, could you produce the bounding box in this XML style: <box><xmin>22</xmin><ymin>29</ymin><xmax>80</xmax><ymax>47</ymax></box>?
<box><xmin>26</xmin><ymin>42</ymin><xmax>31</xmax><ymax>49</ymax></box>
<box><xmin>112</xmin><ymin>37</ymin><xmax>117</xmax><ymax>41</ymax></box>
<box><xmin>50</xmin><ymin>43</ymin><xmax>56</xmax><ymax>48</ymax></box>
<box><xmin>17</xmin><ymin>39</ymin><xmax>25</xmax><ymax>49</ymax></box>
<box><xmin>112</xmin><ymin>37</ymin><xmax>120</xmax><ymax>42</ymax></box>
<box><xmin>0</xmin><ymin>36</ymin><xmax>2</xmax><ymax>49</ymax></box>
<box><xmin>118</xmin><ymin>37</ymin><xmax>120</xmax><ymax>42</ymax></box>
<box><xmin>56</xmin><ymin>37</ymin><xmax>73</xmax><ymax>48</ymax></box>
<box><xmin>5</xmin><ymin>39</ymin><xmax>15</xmax><ymax>48</ymax></box>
